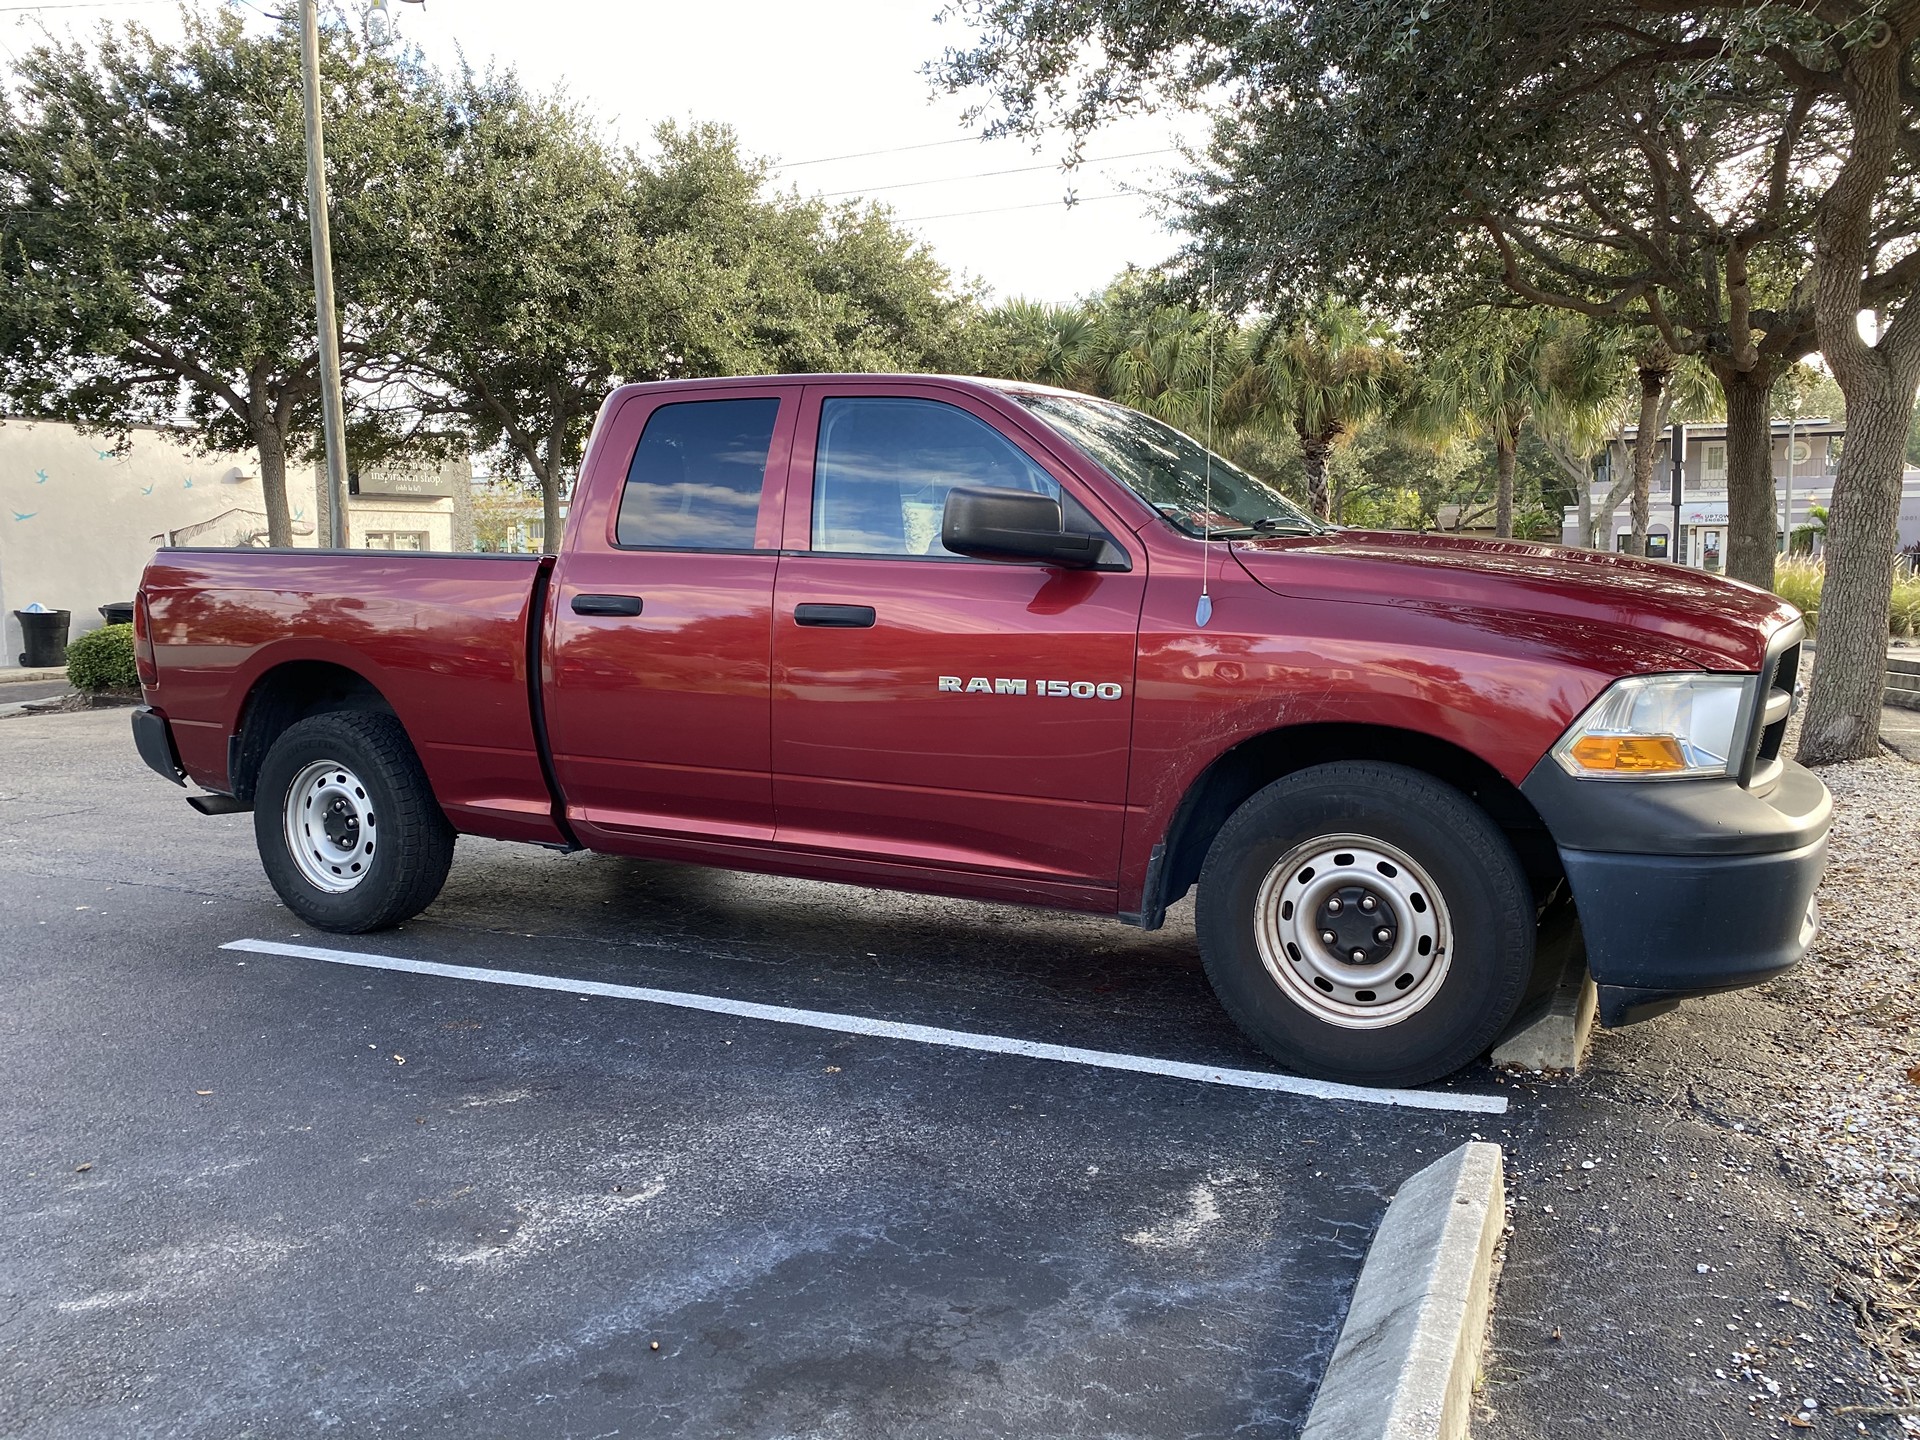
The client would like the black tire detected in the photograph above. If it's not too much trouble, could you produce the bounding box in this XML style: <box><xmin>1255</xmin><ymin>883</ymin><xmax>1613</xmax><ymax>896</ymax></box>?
<box><xmin>1195</xmin><ymin>761</ymin><xmax>1533</xmax><ymax>1086</ymax></box>
<box><xmin>253</xmin><ymin>711</ymin><xmax>454</xmax><ymax>932</ymax></box>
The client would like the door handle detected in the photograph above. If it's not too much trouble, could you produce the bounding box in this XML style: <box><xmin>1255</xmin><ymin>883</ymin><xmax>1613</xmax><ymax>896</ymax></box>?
<box><xmin>572</xmin><ymin>593</ymin><xmax>644</xmax><ymax>617</ymax></box>
<box><xmin>794</xmin><ymin>603</ymin><xmax>876</xmax><ymax>628</ymax></box>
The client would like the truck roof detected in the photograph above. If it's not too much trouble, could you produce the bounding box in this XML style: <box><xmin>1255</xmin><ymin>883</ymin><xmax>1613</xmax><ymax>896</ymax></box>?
<box><xmin>602</xmin><ymin>373</ymin><xmax>1085</xmax><ymax>403</ymax></box>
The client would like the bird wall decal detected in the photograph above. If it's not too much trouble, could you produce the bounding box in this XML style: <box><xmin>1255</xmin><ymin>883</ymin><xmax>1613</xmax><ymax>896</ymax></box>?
<box><xmin>141</xmin><ymin>484</ymin><xmax>155</xmax><ymax>495</ymax></box>
<box><xmin>93</xmin><ymin>448</ymin><xmax>116</xmax><ymax>462</ymax></box>
<box><xmin>33</xmin><ymin>469</ymin><xmax>48</xmax><ymax>484</ymax></box>
<box><xmin>11</xmin><ymin>511</ymin><xmax>35</xmax><ymax>522</ymax></box>
<box><xmin>183</xmin><ymin>478</ymin><xmax>194</xmax><ymax>488</ymax></box>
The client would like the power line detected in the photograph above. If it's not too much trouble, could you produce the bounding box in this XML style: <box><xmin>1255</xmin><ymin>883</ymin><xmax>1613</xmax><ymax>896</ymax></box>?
<box><xmin>899</xmin><ymin>190</ymin><xmax>1139</xmax><ymax>223</ymax></box>
<box><xmin>816</xmin><ymin>148</ymin><xmax>1176</xmax><ymax>201</ymax></box>
<box><xmin>776</xmin><ymin>136</ymin><xmax>997</xmax><ymax>170</ymax></box>
<box><xmin>0</xmin><ymin>1</ymin><xmax>172</xmax><ymax>11</ymax></box>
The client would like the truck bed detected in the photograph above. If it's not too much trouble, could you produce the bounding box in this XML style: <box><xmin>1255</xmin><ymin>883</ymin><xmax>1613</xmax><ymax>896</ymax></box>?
<box><xmin>141</xmin><ymin>549</ymin><xmax>565</xmax><ymax>846</ymax></box>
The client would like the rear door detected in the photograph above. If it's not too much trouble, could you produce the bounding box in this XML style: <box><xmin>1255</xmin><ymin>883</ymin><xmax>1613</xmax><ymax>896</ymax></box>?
<box><xmin>770</xmin><ymin>382</ymin><xmax>1145</xmax><ymax>889</ymax></box>
<box><xmin>546</xmin><ymin>385</ymin><xmax>797</xmax><ymax>845</ymax></box>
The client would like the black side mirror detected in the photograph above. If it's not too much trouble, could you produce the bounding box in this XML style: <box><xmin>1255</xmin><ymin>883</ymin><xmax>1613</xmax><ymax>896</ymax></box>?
<box><xmin>941</xmin><ymin>486</ymin><xmax>1102</xmax><ymax>568</ymax></box>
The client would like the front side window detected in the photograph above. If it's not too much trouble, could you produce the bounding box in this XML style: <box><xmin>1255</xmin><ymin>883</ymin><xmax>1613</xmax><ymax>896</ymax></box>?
<box><xmin>813</xmin><ymin>397</ymin><xmax>1059</xmax><ymax>556</ymax></box>
<box><xmin>616</xmin><ymin>397</ymin><xmax>780</xmax><ymax>550</ymax></box>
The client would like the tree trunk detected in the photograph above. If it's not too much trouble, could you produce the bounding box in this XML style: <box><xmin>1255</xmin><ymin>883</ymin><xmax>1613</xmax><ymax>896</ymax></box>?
<box><xmin>1719</xmin><ymin>362</ymin><xmax>1780</xmax><ymax>590</ymax></box>
<box><xmin>539</xmin><ymin>402</ymin><xmax>571</xmax><ymax>554</ymax></box>
<box><xmin>1798</xmin><ymin>376</ymin><xmax>1907</xmax><ymax>764</ymax></box>
<box><xmin>1798</xmin><ymin>36</ymin><xmax>1912</xmax><ymax>764</ymax></box>
<box><xmin>256</xmin><ymin>426</ymin><xmax>293</xmax><ymax>548</ymax></box>
<box><xmin>1575</xmin><ymin>451</ymin><xmax>1594</xmax><ymax>546</ymax></box>
<box><xmin>539</xmin><ymin>463</ymin><xmax>562</xmax><ymax>555</ymax></box>
<box><xmin>1627</xmin><ymin>362</ymin><xmax>1667</xmax><ymax>556</ymax></box>
<box><xmin>1494</xmin><ymin>435</ymin><xmax>1516</xmax><ymax>538</ymax></box>
<box><xmin>1300</xmin><ymin>434</ymin><xmax>1332</xmax><ymax>521</ymax></box>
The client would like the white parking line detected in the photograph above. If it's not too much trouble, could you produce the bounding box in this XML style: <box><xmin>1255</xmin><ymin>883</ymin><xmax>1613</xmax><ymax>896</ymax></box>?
<box><xmin>222</xmin><ymin>938</ymin><xmax>1510</xmax><ymax>1115</ymax></box>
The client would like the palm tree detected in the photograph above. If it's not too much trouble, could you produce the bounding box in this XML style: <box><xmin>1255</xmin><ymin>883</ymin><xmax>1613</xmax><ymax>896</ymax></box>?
<box><xmin>1422</xmin><ymin>311</ymin><xmax>1623</xmax><ymax>538</ymax></box>
<box><xmin>1226</xmin><ymin>300</ymin><xmax>1404</xmax><ymax>521</ymax></box>
<box><xmin>979</xmin><ymin>300</ymin><xmax>1102</xmax><ymax>390</ymax></box>
<box><xmin>1091</xmin><ymin>298</ymin><xmax>1237</xmax><ymax>434</ymax></box>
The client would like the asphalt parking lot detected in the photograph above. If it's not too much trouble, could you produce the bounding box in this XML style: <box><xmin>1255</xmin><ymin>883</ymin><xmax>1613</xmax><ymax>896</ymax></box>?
<box><xmin>0</xmin><ymin>708</ymin><xmax>1906</xmax><ymax>1438</ymax></box>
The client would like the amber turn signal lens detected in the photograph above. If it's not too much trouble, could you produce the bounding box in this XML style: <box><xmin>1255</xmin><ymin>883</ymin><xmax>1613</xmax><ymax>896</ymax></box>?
<box><xmin>1566</xmin><ymin>734</ymin><xmax>1689</xmax><ymax>773</ymax></box>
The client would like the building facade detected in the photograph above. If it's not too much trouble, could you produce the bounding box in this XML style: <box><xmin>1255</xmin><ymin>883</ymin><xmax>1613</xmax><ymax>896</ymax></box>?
<box><xmin>1560</xmin><ymin>417</ymin><xmax>1920</xmax><ymax>569</ymax></box>
<box><xmin>1</xmin><ymin>417</ymin><xmax>471</xmax><ymax>667</ymax></box>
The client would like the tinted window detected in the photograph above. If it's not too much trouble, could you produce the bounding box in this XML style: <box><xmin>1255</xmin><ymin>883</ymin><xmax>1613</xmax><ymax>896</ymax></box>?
<box><xmin>813</xmin><ymin>397</ymin><xmax>1059</xmax><ymax>556</ymax></box>
<box><xmin>616</xmin><ymin>398</ymin><xmax>779</xmax><ymax>549</ymax></box>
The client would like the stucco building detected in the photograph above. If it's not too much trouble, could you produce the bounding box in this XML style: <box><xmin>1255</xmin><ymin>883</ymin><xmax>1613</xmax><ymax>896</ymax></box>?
<box><xmin>1560</xmin><ymin>417</ymin><xmax>1920</xmax><ymax>569</ymax></box>
<box><xmin>0</xmin><ymin>417</ymin><xmax>470</xmax><ymax>667</ymax></box>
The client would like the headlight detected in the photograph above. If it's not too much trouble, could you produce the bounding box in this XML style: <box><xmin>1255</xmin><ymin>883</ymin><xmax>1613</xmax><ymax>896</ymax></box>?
<box><xmin>1552</xmin><ymin>673</ymin><xmax>1755</xmax><ymax>780</ymax></box>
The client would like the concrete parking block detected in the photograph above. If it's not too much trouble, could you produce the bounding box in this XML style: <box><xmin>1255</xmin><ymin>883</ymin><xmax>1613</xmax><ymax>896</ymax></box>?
<box><xmin>1489</xmin><ymin>939</ymin><xmax>1597</xmax><ymax>1073</ymax></box>
<box><xmin>1301</xmin><ymin>1140</ymin><xmax>1505</xmax><ymax>1440</ymax></box>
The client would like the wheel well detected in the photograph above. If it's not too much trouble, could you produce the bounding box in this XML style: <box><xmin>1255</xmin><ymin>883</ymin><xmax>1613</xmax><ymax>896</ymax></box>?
<box><xmin>1146</xmin><ymin>723</ymin><xmax>1561</xmax><ymax>925</ymax></box>
<box><xmin>228</xmin><ymin>661</ymin><xmax>396</xmax><ymax>805</ymax></box>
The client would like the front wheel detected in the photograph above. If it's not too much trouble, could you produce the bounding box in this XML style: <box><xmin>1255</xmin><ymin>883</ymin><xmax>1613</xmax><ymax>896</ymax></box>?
<box><xmin>1196</xmin><ymin>762</ymin><xmax>1534</xmax><ymax>1086</ymax></box>
<box><xmin>253</xmin><ymin>711</ymin><xmax>454</xmax><ymax>932</ymax></box>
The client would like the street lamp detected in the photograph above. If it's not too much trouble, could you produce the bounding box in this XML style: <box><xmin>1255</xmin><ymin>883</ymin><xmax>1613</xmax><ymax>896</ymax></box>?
<box><xmin>364</xmin><ymin>0</ymin><xmax>426</xmax><ymax>48</ymax></box>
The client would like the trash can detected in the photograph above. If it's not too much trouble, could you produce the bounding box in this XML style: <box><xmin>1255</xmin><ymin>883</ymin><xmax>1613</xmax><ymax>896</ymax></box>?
<box><xmin>15</xmin><ymin>608</ymin><xmax>71</xmax><ymax>668</ymax></box>
<box><xmin>98</xmin><ymin>601</ymin><xmax>136</xmax><ymax>627</ymax></box>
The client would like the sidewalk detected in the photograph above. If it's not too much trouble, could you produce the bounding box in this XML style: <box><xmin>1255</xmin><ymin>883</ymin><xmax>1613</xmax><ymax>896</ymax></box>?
<box><xmin>1881</xmin><ymin>704</ymin><xmax>1920</xmax><ymax>762</ymax></box>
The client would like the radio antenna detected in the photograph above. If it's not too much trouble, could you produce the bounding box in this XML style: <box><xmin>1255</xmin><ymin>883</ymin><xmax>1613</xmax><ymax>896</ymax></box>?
<box><xmin>1196</xmin><ymin>267</ymin><xmax>1218</xmax><ymax>628</ymax></box>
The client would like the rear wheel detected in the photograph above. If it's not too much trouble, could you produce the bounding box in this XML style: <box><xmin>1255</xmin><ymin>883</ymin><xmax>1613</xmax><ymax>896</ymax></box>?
<box><xmin>253</xmin><ymin>711</ymin><xmax>454</xmax><ymax>932</ymax></box>
<box><xmin>1196</xmin><ymin>761</ymin><xmax>1533</xmax><ymax>1086</ymax></box>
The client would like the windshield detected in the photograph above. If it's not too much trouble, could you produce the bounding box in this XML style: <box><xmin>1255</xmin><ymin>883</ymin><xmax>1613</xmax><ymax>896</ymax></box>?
<box><xmin>1012</xmin><ymin>391</ymin><xmax>1330</xmax><ymax>538</ymax></box>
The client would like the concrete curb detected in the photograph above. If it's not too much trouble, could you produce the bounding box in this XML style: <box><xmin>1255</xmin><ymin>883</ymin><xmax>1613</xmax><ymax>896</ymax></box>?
<box><xmin>0</xmin><ymin>696</ymin><xmax>65</xmax><ymax>718</ymax></box>
<box><xmin>1489</xmin><ymin>935</ymin><xmax>1597</xmax><ymax>1073</ymax></box>
<box><xmin>1301</xmin><ymin>1140</ymin><xmax>1505</xmax><ymax>1440</ymax></box>
<box><xmin>0</xmin><ymin>667</ymin><xmax>66</xmax><ymax>685</ymax></box>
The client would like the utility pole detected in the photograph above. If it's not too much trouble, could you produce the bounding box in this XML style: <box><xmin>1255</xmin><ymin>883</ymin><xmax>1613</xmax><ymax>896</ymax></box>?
<box><xmin>1669</xmin><ymin>421</ymin><xmax>1685</xmax><ymax>564</ymax></box>
<box><xmin>1782</xmin><ymin>398</ymin><xmax>1800</xmax><ymax>558</ymax></box>
<box><xmin>300</xmin><ymin>0</ymin><xmax>351</xmax><ymax>549</ymax></box>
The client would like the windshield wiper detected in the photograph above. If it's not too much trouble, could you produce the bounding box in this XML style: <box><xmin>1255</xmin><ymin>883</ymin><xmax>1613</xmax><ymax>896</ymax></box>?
<box><xmin>1249</xmin><ymin>518</ymin><xmax>1321</xmax><ymax>535</ymax></box>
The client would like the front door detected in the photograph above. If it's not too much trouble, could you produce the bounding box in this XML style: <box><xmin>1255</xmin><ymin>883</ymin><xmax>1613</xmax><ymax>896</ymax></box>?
<box><xmin>770</xmin><ymin>384</ymin><xmax>1145</xmax><ymax>890</ymax></box>
<box><xmin>546</xmin><ymin>385</ymin><xmax>798</xmax><ymax>846</ymax></box>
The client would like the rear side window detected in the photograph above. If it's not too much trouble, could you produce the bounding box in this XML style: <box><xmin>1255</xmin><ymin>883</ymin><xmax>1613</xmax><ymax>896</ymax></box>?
<box><xmin>812</xmin><ymin>396</ymin><xmax>1059</xmax><ymax>556</ymax></box>
<box><xmin>615</xmin><ymin>398</ymin><xmax>780</xmax><ymax>550</ymax></box>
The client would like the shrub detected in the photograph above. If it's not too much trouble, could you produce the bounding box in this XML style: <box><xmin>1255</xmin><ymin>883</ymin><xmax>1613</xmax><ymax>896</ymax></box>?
<box><xmin>1893</xmin><ymin>572</ymin><xmax>1920</xmax><ymax>638</ymax></box>
<box><xmin>66</xmin><ymin>623</ymin><xmax>139</xmax><ymax>692</ymax></box>
<box><xmin>1773</xmin><ymin>559</ymin><xmax>1920</xmax><ymax>638</ymax></box>
<box><xmin>1773</xmin><ymin>559</ymin><xmax>1824</xmax><ymax>632</ymax></box>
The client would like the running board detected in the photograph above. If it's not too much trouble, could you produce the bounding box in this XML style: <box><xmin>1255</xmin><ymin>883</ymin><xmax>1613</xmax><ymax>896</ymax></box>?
<box><xmin>187</xmin><ymin>791</ymin><xmax>249</xmax><ymax>816</ymax></box>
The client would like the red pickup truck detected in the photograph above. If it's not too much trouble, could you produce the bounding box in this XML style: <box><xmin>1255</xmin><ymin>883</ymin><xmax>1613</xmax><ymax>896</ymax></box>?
<box><xmin>131</xmin><ymin>374</ymin><xmax>1829</xmax><ymax>1085</ymax></box>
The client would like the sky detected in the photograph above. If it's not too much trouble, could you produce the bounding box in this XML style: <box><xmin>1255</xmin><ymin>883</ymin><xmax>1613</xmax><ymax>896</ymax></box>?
<box><xmin>0</xmin><ymin>0</ymin><xmax>1206</xmax><ymax>303</ymax></box>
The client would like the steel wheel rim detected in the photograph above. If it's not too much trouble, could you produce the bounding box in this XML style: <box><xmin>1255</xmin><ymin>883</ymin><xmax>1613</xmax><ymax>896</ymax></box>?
<box><xmin>284</xmin><ymin>758</ymin><xmax>377</xmax><ymax>894</ymax></box>
<box><xmin>1252</xmin><ymin>832</ymin><xmax>1452</xmax><ymax>1029</ymax></box>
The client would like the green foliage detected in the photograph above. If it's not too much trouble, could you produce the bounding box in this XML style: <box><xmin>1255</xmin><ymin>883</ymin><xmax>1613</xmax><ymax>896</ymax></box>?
<box><xmin>65</xmin><ymin>623</ymin><xmax>137</xmax><ymax>692</ymax></box>
<box><xmin>932</xmin><ymin>1</ymin><xmax>1849</xmax><ymax>378</ymax></box>
<box><xmin>1772</xmin><ymin>561</ymin><xmax>1920</xmax><ymax>637</ymax></box>
<box><xmin>0</xmin><ymin>6</ymin><xmax>431</xmax><ymax>543</ymax></box>
<box><xmin>1894</xmin><ymin>573</ymin><xmax>1920</xmax><ymax>639</ymax></box>
<box><xmin>1774</xmin><ymin>561</ymin><xmax>1822</xmax><ymax>629</ymax></box>
<box><xmin>378</xmin><ymin>79</ymin><xmax>982</xmax><ymax>545</ymax></box>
